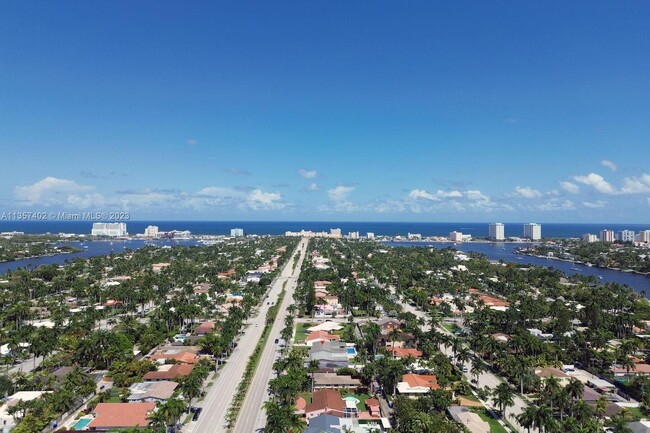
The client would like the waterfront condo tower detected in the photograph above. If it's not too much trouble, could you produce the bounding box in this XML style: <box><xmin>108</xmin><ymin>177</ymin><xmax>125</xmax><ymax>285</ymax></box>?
<box><xmin>523</xmin><ymin>223</ymin><xmax>541</xmax><ymax>241</ymax></box>
<box><xmin>488</xmin><ymin>223</ymin><xmax>505</xmax><ymax>241</ymax></box>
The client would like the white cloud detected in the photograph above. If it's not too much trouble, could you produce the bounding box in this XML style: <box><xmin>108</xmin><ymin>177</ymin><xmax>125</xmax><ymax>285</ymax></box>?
<box><xmin>560</xmin><ymin>181</ymin><xmax>580</xmax><ymax>194</ymax></box>
<box><xmin>408</xmin><ymin>189</ymin><xmax>463</xmax><ymax>202</ymax></box>
<box><xmin>307</xmin><ymin>183</ymin><xmax>318</xmax><ymax>191</ymax></box>
<box><xmin>186</xmin><ymin>138</ymin><xmax>198</xmax><ymax>145</ymax></box>
<box><xmin>582</xmin><ymin>200</ymin><xmax>606</xmax><ymax>209</ymax></box>
<box><xmin>408</xmin><ymin>189</ymin><xmax>438</xmax><ymax>201</ymax></box>
<box><xmin>620</xmin><ymin>174</ymin><xmax>650</xmax><ymax>194</ymax></box>
<box><xmin>15</xmin><ymin>177</ymin><xmax>99</xmax><ymax>207</ymax></box>
<box><xmin>573</xmin><ymin>173</ymin><xmax>617</xmax><ymax>194</ymax></box>
<box><xmin>246</xmin><ymin>189</ymin><xmax>284</xmax><ymax>210</ymax></box>
<box><xmin>197</xmin><ymin>187</ymin><xmax>240</xmax><ymax>198</ymax></box>
<box><xmin>328</xmin><ymin>186</ymin><xmax>354</xmax><ymax>201</ymax></box>
<box><xmin>298</xmin><ymin>169</ymin><xmax>317</xmax><ymax>179</ymax></box>
<box><xmin>535</xmin><ymin>199</ymin><xmax>576</xmax><ymax>211</ymax></box>
<box><xmin>513</xmin><ymin>186</ymin><xmax>542</xmax><ymax>199</ymax></box>
<box><xmin>600</xmin><ymin>160</ymin><xmax>618</xmax><ymax>171</ymax></box>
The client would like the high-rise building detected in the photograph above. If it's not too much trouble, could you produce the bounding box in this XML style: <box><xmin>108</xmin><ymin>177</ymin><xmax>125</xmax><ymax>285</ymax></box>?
<box><xmin>330</xmin><ymin>228</ymin><xmax>342</xmax><ymax>238</ymax></box>
<box><xmin>638</xmin><ymin>230</ymin><xmax>650</xmax><ymax>243</ymax></box>
<box><xmin>618</xmin><ymin>230</ymin><xmax>635</xmax><ymax>242</ymax></box>
<box><xmin>600</xmin><ymin>229</ymin><xmax>615</xmax><ymax>242</ymax></box>
<box><xmin>449</xmin><ymin>231</ymin><xmax>463</xmax><ymax>242</ymax></box>
<box><xmin>523</xmin><ymin>223</ymin><xmax>541</xmax><ymax>241</ymax></box>
<box><xmin>367</xmin><ymin>232</ymin><xmax>375</xmax><ymax>240</ymax></box>
<box><xmin>488</xmin><ymin>223</ymin><xmax>505</xmax><ymax>241</ymax></box>
<box><xmin>92</xmin><ymin>222</ymin><xmax>127</xmax><ymax>237</ymax></box>
<box><xmin>144</xmin><ymin>225</ymin><xmax>159</xmax><ymax>238</ymax></box>
<box><xmin>230</xmin><ymin>228</ymin><xmax>244</xmax><ymax>237</ymax></box>
<box><xmin>348</xmin><ymin>231</ymin><xmax>360</xmax><ymax>239</ymax></box>
<box><xmin>582</xmin><ymin>233</ymin><xmax>598</xmax><ymax>243</ymax></box>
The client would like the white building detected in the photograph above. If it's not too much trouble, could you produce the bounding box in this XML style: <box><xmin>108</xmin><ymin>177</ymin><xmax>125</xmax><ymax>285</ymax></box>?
<box><xmin>407</xmin><ymin>233</ymin><xmax>422</xmax><ymax>240</ymax></box>
<box><xmin>618</xmin><ymin>230</ymin><xmax>635</xmax><ymax>242</ymax></box>
<box><xmin>330</xmin><ymin>228</ymin><xmax>342</xmax><ymax>238</ymax></box>
<box><xmin>582</xmin><ymin>233</ymin><xmax>598</xmax><ymax>243</ymax></box>
<box><xmin>488</xmin><ymin>223</ymin><xmax>505</xmax><ymax>241</ymax></box>
<box><xmin>523</xmin><ymin>223</ymin><xmax>541</xmax><ymax>241</ymax></box>
<box><xmin>230</xmin><ymin>228</ymin><xmax>244</xmax><ymax>237</ymax></box>
<box><xmin>600</xmin><ymin>229</ymin><xmax>615</xmax><ymax>242</ymax></box>
<box><xmin>366</xmin><ymin>232</ymin><xmax>375</xmax><ymax>240</ymax></box>
<box><xmin>144</xmin><ymin>225</ymin><xmax>159</xmax><ymax>238</ymax></box>
<box><xmin>92</xmin><ymin>222</ymin><xmax>127</xmax><ymax>237</ymax></box>
<box><xmin>449</xmin><ymin>231</ymin><xmax>463</xmax><ymax>242</ymax></box>
<box><xmin>348</xmin><ymin>231</ymin><xmax>360</xmax><ymax>239</ymax></box>
<box><xmin>639</xmin><ymin>230</ymin><xmax>650</xmax><ymax>243</ymax></box>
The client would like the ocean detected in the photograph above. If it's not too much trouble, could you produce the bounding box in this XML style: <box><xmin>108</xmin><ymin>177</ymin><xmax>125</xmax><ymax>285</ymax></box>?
<box><xmin>1</xmin><ymin>221</ymin><xmax>648</xmax><ymax>238</ymax></box>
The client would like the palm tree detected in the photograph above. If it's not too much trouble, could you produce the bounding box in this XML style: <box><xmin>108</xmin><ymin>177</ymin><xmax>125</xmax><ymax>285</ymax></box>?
<box><xmin>470</xmin><ymin>359</ymin><xmax>487</xmax><ymax>386</ymax></box>
<box><xmin>492</xmin><ymin>382</ymin><xmax>515</xmax><ymax>420</ymax></box>
<box><xmin>157</xmin><ymin>397</ymin><xmax>188</xmax><ymax>428</ymax></box>
<box><xmin>263</xmin><ymin>400</ymin><xmax>306</xmax><ymax>433</ymax></box>
<box><xmin>516</xmin><ymin>405</ymin><xmax>537</xmax><ymax>433</ymax></box>
<box><xmin>532</xmin><ymin>403</ymin><xmax>555</xmax><ymax>433</ymax></box>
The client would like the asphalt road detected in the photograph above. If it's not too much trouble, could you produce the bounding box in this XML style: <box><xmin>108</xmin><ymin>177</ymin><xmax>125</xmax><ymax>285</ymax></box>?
<box><xmin>186</xmin><ymin>238</ymin><xmax>308</xmax><ymax>433</ymax></box>
<box><xmin>233</xmin><ymin>238</ymin><xmax>308</xmax><ymax>433</ymax></box>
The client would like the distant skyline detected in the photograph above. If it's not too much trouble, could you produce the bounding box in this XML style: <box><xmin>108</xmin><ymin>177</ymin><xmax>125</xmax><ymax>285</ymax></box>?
<box><xmin>1</xmin><ymin>2</ymin><xmax>649</xmax><ymax>223</ymax></box>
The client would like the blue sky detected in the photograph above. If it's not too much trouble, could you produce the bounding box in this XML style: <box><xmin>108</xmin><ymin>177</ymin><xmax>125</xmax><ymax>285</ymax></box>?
<box><xmin>1</xmin><ymin>1</ymin><xmax>649</xmax><ymax>222</ymax></box>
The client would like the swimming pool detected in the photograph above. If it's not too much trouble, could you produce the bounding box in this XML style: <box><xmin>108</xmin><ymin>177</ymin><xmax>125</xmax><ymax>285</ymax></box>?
<box><xmin>346</xmin><ymin>347</ymin><xmax>357</xmax><ymax>356</ymax></box>
<box><xmin>73</xmin><ymin>417</ymin><xmax>93</xmax><ymax>430</ymax></box>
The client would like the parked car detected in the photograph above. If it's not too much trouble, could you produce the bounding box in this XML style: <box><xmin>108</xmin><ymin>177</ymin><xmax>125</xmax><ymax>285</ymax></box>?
<box><xmin>193</xmin><ymin>407</ymin><xmax>203</xmax><ymax>421</ymax></box>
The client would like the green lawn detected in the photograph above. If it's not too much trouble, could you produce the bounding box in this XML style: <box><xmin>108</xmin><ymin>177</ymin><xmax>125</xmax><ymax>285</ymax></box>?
<box><xmin>442</xmin><ymin>322</ymin><xmax>458</xmax><ymax>333</ymax></box>
<box><xmin>295</xmin><ymin>322</ymin><xmax>312</xmax><ymax>342</ymax></box>
<box><xmin>459</xmin><ymin>394</ymin><xmax>480</xmax><ymax>402</ymax></box>
<box><xmin>298</xmin><ymin>392</ymin><xmax>312</xmax><ymax>404</ymax></box>
<box><xmin>341</xmin><ymin>392</ymin><xmax>371</xmax><ymax>411</ymax></box>
<box><xmin>105</xmin><ymin>387</ymin><xmax>122</xmax><ymax>403</ymax></box>
<box><xmin>473</xmin><ymin>409</ymin><xmax>508</xmax><ymax>433</ymax></box>
<box><xmin>623</xmin><ymin>406</ymin><xmax>645</xmax><ymax>421</ymax></box>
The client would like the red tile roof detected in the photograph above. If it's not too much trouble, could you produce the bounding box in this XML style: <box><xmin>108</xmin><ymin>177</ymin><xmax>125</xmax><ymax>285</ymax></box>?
<box><xmin>389</xmin><ymin>347</ymin><xmax>422</xmax><ymax>358</ymax></box>
<box><xmin>143</xmin><ymin>364</ymin><xmax>194</xmax><ymax>381</ymax></box>
<box><xmin>402</xmin><ymin>374</ymin><xmax>439</xmax><ymax>389</ymax></box>
<box><xmin>88</xmin><ymin>402</ymin><xmax>155</xmax><ymax>428</ymax></box>
<box><xmin>305</xmin><ymin>389</ymin><xmax>345</xmax><ymax>416</ymax></box>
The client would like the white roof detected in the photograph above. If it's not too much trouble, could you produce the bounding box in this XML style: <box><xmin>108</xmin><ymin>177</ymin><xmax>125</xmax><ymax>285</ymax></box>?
<box><xmin>307</xmin><ymin>321</ymin><xmax>343</xmax><ymax>332</ymax></box>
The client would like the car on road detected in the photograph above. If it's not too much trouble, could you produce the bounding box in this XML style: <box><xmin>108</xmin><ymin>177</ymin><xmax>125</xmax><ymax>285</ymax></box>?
<box><xmin>192</xmin><ymin>407</ymin><xmax>202</xmax><ymax>421</ymax></box>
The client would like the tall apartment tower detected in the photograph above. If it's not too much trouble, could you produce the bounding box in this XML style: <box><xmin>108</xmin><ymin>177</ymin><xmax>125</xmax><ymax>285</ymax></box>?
<box><xmin>600</xmin><ymin>229</ymin><xmax>615</xmax><ymax>242</ymax></box>
<box><xmin>92</xmin><ymin>222</ymin><xmax>127</xmax><ymax>237</ymax></box>
<box><xmin>523</xmin><ymin>223</ymin><xmax>541</xmax><ymax>241</ymax></box>
<box><xmin>618</xmin><ymin>230</ymin><xmax>635</xmax><ymax>242</ymax></box>
<box><xmin>638</xmin><ymin>230</ymin><xmax>650</xmax><ymax>243</ymax></box>
<box><xmin>488</xmin><ymin>223</ymin><xmax>505</xmax><ymax>241</ymax></box>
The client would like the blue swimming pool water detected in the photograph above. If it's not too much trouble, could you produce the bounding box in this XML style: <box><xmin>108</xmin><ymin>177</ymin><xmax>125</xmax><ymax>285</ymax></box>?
<box><xmin>347</xmin><ymin>348</ymin><xmax>357</xmax><ymax>355</ymax></box>
<box><xmin>74</xmin><ymin>418</ymin><xmax>92</xmax><ymax>430</ymax></box>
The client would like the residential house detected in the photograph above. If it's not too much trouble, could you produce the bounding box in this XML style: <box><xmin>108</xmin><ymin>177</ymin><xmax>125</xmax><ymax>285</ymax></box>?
<box><xmin>313</xmin><ymin>373</ymin><xmax>361</xmax><ymax>390</ymax></box>
<box><xmin>143</xmin><ymin>364</ymin><xmax>194</xmax><ymax>382</ymax></box>
<box><xmin>397</xmin><ymin>374</ymin><xmax>439</xmax><ymax>395</ymax></box>
<box><xmin>534</xmin><ymin>368</ymin><xmax>571</xmax><ymax>386</ymax></box>
<box><xmin>305</xmin><ymin>331</ymin><xmax>341</xmax><ymax>347</ymax></box>
<box><xmin>87</xmin><ymin>402</ymin><xmax>155</xmax><ymax>430</ymax></box>
<box><xmin>127</xmin><ymin>381</ymin><xmax>178</xmax><ymax>403</ymax></box>
<box><xmin>388</xmin><ymin>347</ymin><xmax>422</xmax><ymax>359</ymax></box>
<box><xmin>194</xmin><ymin>321</ymin><xmax>216</xmax><ymax>336</ymax></box>
<box><xmin>612</xmin><ymin>363</ymin><xmax>650</xmax><ymax>379</ymax></box>
<box><xmin>309</xmin><ymin>341</ymin><xmax>350</xmax><ymax>371</ymax></box>
<box><xmin>305</xmin><ymin>389</ymin><xmax>346</xmax><ymax>419</ymax></box>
